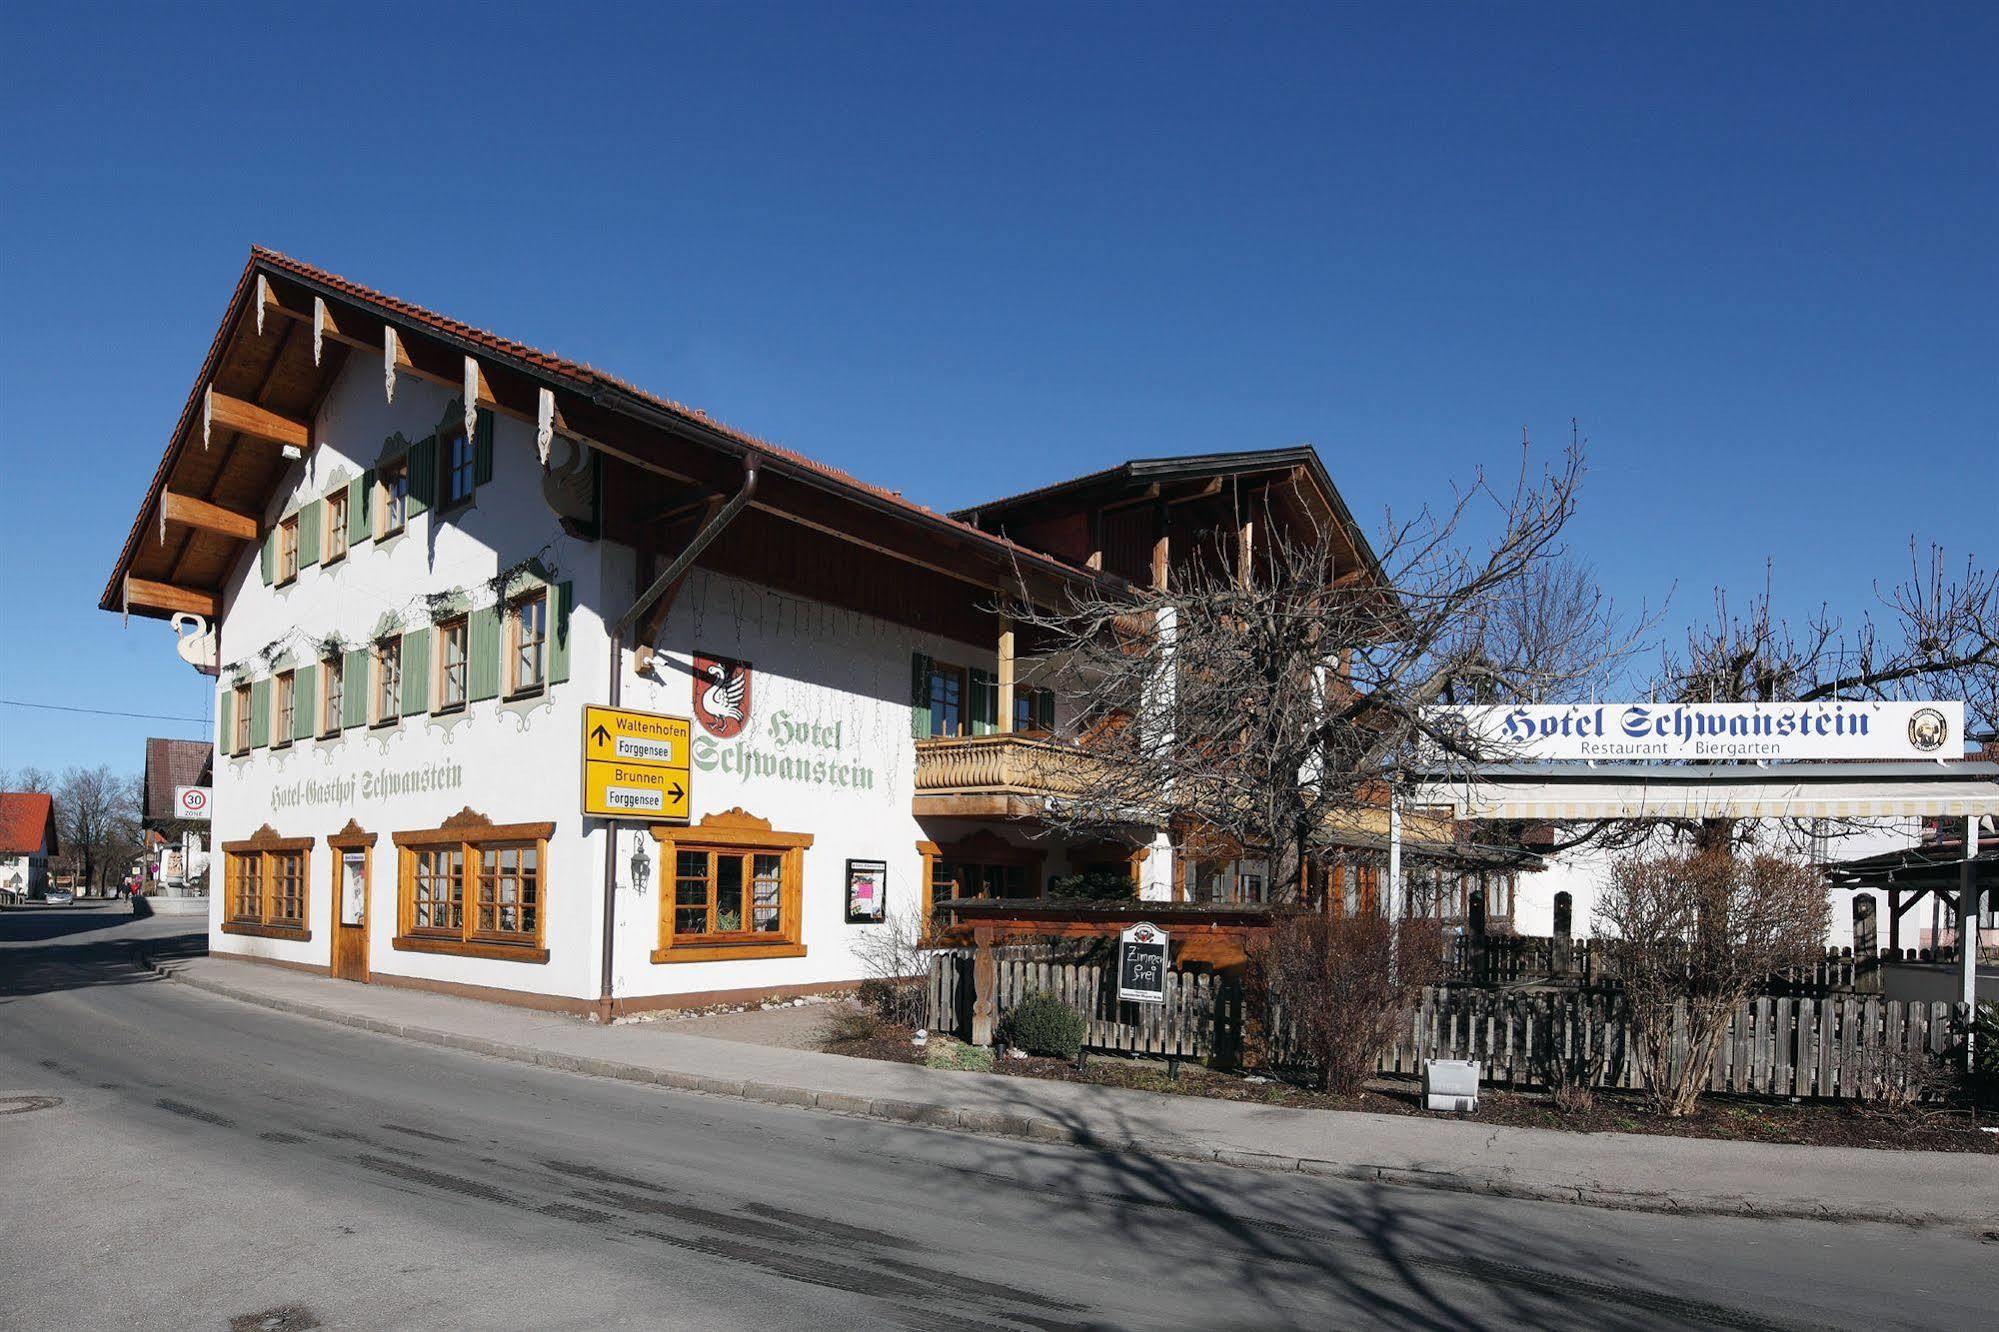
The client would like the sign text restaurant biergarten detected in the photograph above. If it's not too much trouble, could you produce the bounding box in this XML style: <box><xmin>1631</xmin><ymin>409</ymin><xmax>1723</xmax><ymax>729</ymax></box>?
<box><xmin>1438</xmin><ymin>700</ymin><xmax>1963</xmax><ymax>762</ymax></box>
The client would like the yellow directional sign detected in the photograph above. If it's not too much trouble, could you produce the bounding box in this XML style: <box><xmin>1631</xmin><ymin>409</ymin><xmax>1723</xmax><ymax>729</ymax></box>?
<box><xmin>582</xmin><ymin>706</ymin><xmax>692</xmax><ymax>821</ymax></box>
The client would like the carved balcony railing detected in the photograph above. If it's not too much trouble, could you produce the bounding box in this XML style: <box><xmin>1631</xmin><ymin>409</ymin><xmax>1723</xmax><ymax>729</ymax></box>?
<box><xmin>912</xmin><ymin>734</ymin><xmax>1111</xmax><ymax>815</ymax></box>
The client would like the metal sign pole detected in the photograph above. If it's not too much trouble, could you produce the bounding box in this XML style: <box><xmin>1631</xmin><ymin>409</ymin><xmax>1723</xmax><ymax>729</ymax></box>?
<box><xmin>1963</xmin><ymin>814</ymin><xmax>1981</xmax><ymax>1062</ymax></box>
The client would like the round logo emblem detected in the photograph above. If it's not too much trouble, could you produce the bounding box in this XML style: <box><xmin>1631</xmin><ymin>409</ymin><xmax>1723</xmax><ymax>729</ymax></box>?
<box><xmin>1907</xmin><ymin>708</ymin><xmax>1949</xmax><ymax>753</ymax></box>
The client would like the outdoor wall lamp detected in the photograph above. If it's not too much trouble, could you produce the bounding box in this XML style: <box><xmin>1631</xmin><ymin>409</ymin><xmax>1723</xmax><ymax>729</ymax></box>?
<box><xmin>629</xmin><ymin>834</ymin><xmax>652</xmax><ymax>896</ymax></box>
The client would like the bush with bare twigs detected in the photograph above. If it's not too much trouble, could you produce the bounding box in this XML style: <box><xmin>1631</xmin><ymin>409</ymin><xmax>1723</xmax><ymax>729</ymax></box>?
<box><xmin>1246</xmin><ymin>912</ymin><xmax>1441</xmax><ymax>1094</ymax></box>
<box><xmin>1595</xmin><ymin>848</ymin><xmax>1828</xmax><ymax>1117</ymax></box>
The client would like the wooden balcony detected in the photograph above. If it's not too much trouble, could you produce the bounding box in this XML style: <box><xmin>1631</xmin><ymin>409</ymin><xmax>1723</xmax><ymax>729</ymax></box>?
<box><xmin>913</xmin><ymin>733</ymin><xmax>1108</xmax><ymax>818</ymax></box>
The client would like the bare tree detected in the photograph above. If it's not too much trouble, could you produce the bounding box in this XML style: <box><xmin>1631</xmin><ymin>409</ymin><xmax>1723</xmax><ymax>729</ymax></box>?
<box><xmin>1008</xmin><ymin>437</ymin><xmax>1632</xmax><ymax>900</ymax></box>
<box><xmin>2</xmin><ymin>766</ymin><xmax>56</xmax><ymax>794</ymax></box>
<box><xmin>1594</xmin><ymin>847</ymin><xmax>1828</xmax><ymax>1116</ymax></box>
<box><xmin>54</xmin><ymin>766</ymin><xmax>144</xmax><ymax>892</ymax></box>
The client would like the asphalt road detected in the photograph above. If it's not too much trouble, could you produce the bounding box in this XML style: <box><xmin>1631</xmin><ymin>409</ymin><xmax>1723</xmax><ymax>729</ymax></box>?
<box><xmin>3</xmin><ymin>907</ymin><xmax>1994</xmax><ymax>1331</ymax></box>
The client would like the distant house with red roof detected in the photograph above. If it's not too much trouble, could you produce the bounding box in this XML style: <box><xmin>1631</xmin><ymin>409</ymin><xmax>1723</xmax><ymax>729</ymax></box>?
<box><xmin>0</xmin><ymin>792</ymin><xmax>60</xmax><ymax>901</ymax></box>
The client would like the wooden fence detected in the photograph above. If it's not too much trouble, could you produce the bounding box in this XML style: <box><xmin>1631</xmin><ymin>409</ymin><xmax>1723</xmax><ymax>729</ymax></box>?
<box><xmin>1444</xmin><ymin>936</ymin><xmax>1883</xmax><ymax>995</ymax></box>
<box><xmin>927</xmin><ymin>951</ymin><xmax>1968</xmax><ymax>1101</ymax></box>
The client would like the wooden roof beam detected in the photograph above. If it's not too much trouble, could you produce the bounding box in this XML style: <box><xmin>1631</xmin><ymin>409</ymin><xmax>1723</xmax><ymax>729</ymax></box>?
<box><xmin>203</xmin><ymin>388</ymin><xmax>308</xmax><ymax>451</ymax></box>
<box><xmin>125</xmin><ymin>577</ymin><xmax>218</xmax><ymax>618</ymax></box>
<box><xmin>162</xmin><ymin>491</ymin><xmax>259</xmax><ymax>542</ymax></box>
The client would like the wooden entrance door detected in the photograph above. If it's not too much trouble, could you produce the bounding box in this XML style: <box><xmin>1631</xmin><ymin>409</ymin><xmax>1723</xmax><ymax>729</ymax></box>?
<box><xmin>328</xmin><ymin>823</ymin><xmax>375</xmax><ymax>982</ymax></box>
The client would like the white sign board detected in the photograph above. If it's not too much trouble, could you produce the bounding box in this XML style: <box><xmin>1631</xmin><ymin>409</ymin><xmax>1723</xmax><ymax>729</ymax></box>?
<box><xmin>1118</xmin><ymin>921</ymin><xmax>1170</xmax><ymax>1005</ymax></box>
<box><xmin>340</xmin><ymin>851</ymin><xmax>367</xmax><ymax>927</ymax></box>
<box><xmin>1435</xmin><ymin>701</ymin><xmax>1964</xmax><ymax>763</ymax></box>
<box><xmin>159</xmin><ymin>848</ymin><xmax>185</xmax><ymax>885</ymax></box>
<box><xmin>174</xmin><ymin>785</ymin><xmax>212</xmax><ymax>820</ymax></box>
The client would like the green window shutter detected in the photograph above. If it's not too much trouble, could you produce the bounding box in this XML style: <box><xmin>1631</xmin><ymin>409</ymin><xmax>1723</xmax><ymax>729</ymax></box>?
<box><xmin>250</xmin><ymin>678</ymin><xmax>270</xmax><ymax>749</ymax></box>
<box><xmin>909</xmin><ymin>652</ymin><xmax>932</xmax><ymax>739</ymax></box>
<box><xmin>1035</xmin><ymin>688</ymin><xmax>1055</xmax><ymax>731</ymax></box>
<box><xmin>218</xmin><ymin>687</ymin><xmax>234</xmax><ymax>751</ymax></box>
<box><xmin>548</xmin><ymin>580</ymin><xmax>573</xmax><ymax>684</ymax></box>
<box><xmin>473</xmin><ymin>409</ymin><xmax>495</xmax><ymax>486</ymax></box>
<box><xmin>342</xmin><ymin>649</ymin><xmax>369</xmax><ymax>729</ymax></box>
<box><xmin>469</xmin><ymin>606</ymin><xmax>501</xmax><ymax>701</ymax></box>
<box><xmin>407</xmin><ymin>436</ymin><xmax>436</xmax><ymax>517</ymax></box>
<box><xmin>293</xmin><ymin>664</ymin><xmax>317</xmax><ymax>740</ymax></box>
<box><xmin>968</xmin><ymin>668</ymin><xmax>994</xmax><ymax>735</ymax></box>
<box><xmin>349</xmin><ymin>472</ymin><xmax>372</xmax><ymax>544</ymax></box>
<box><xmin>401</xmin><ymin>628</ymin><xmax>430</xmax><ymax>717</ymax></box>
<box><xmin>299</xmin><ymin>500</ymin><xmax>322</xmax><ymax>569</ymax></box>
<box><xmin>260</xmin><ymin>529</ymin><xmax>275</xmax><ymax>585</ymax></box>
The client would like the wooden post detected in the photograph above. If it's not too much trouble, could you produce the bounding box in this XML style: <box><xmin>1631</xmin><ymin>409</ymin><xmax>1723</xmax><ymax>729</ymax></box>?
<box><xmin>1887</xmin><ymin>888</ymin><xmax>1902</xmax><ymax>955</ymax></box>
<box><xmin>1853</xmin><ymin>894</ymin><xmax>1879</xmax><ymax>993</ymax></box>
<box><xmin>1552</xmin><ymin>891</ymin><xmax>1574</xmax><ymax>977</ymax></box>
<box><xmin>970</xmin><ymin>924</ymin><xmax>998</xmax><ymax>1047</ymax></box>
<box><xmin>996</xmin><ymin>618</ymin><xmax>1015</xmax><ymax>734</ymax></box>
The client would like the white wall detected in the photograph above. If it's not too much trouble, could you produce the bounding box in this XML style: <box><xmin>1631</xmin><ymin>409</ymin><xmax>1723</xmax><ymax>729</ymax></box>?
<box><xmin>207</xmin><ymin>363</ymin><xmax>612</xmax><ymax>999</ymax></box>
<box><xmin>1510</xmin><ymin>817</ymin><xmax>1926</xmax><ymax>949</ymax></box>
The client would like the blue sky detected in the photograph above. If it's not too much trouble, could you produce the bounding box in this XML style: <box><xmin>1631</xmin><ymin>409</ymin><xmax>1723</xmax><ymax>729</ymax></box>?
<box><xmin>1</xmin><ymin>2</ymin><xmax>1992</xmax><ymax>776</ymax></box>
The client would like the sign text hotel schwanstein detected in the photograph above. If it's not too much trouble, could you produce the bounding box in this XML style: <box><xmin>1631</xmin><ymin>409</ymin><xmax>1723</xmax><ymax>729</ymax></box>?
<box><xmin>1439</xmin><ymin>701</ymin><xmax>1963</xmax><ymax>761</ymax></box>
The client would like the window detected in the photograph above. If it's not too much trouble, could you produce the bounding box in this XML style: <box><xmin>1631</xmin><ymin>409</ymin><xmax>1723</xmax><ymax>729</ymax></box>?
<box><xmin>232</xmin><ymin>682</ymin><xmax>252</xmax><ymax>755</ymax></box>
<box><xmin>927</xmin><ymin>661</ymin><xmax>966</xmax><ymax>737</ymax></box>
<box><xmin>652</xmin><ymin>810</ymin><xmax>812</xmax><ymax>962</ymax></box>
<box><xmin>274</xmin><ymin>670</ymin><xmax>295</xmax><ymax>747</ymax></box>
<box><xmin>934</xmin><ymin>861</ymin><xmax>1031</xmax><ymax>901</ymax></box>
<box><xmin>508</xmin><ymin>593</ymin><xmax>546</xmax><ymax>696</ymax></box>
<box><xmin>673</xmin><ymin>849</ymin><xmax>784</xmax><ymax>938</ymax></box>
<box><xmin>321</xmin><ymin>655</ymin><xmax>343</xmax><ymax>737</ymax></box>
<box><xmin>442</xmin><ymin>430</ymin><xmax>475</xmax><ymax>507</ymax></box>
<box><xmin>220</xmin><ymin>829</ymin><xmax>313</xmax><ymax>939</ymax></box>
<box><xmin>436</xmin><ymin>618</ymin><xmax>468</xmax><ymax>712</ymax></box>
<box><xmin>374</xmin><ymin>637</ymin><xmax>401</xmax><ymax>725</ymax></box>
<box><xmin>325</xmin><ymin>490</ymin><xmax>349</xmax><ymax>562</ymax></box>
<box><xmin>378</xmin><ymin>460</ymin><xmax>408</xmax><ymax>537</ymax></box>
<box><xmin>278</xmin><ymin>515</ymin><xmax>299</xmax><ymax>584</ymax></box>
<box><xmin>1013</xmin><ymin>687</ymin><xmax>1054</xmax><ymax>735</ymax></box>
<box><xmin>393</xmin><ymin>811</ymin><xmax>555</xmax><ymax>961</ymax></box>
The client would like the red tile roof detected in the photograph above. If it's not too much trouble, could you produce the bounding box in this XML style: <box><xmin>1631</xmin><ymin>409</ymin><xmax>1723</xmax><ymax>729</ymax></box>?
<box><xmin>0</xmin><ymin>792</ymin><xmax>57</xmax><ymax>856</ymax></box>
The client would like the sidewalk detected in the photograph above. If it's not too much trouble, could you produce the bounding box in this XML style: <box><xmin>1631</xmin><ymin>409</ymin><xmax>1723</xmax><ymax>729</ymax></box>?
<box><xmin>146</xmin><ymin>952</ymin><xmax>1997</xmax><ymax>1231</ymax></box>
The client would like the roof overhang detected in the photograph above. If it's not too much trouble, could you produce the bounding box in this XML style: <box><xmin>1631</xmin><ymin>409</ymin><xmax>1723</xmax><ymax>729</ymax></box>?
<box><xmin>1414</xmin><ymin>762</ymin><xmax>1999</xmax><ymax>822</ymax></box>
<box><xmin>103</xmin><ymin>249</ymin><xmax>1120</xmax><ymax>623</ymax></box>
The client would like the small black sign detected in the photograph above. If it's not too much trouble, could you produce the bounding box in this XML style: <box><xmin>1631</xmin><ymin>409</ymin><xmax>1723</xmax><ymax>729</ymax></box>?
<box><xmin>1118</xmin><ymin>921</ymin><xmax>1169</xmax><ymax>1004</ymax></box>
<box><xmin>845</xmin><ymin>859</ymin><xmax>888</xmax><ymax>925</ymax></box>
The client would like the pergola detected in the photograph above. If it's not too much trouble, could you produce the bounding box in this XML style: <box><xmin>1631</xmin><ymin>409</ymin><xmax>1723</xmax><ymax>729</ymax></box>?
<box><xmin>1403</xmin><ymin>761</ymin><xmax>1999</xmax><ymax>1017</ymax></box>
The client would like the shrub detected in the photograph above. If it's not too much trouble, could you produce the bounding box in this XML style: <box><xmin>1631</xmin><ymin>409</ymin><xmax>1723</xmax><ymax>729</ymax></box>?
<box><xmin>819</xmin><ymin>1003</ymin><xmax>884</xmax><ymax>1049</ymax></box>
<box><xmin>1047</xmin><ymin>870</ymin><xmax>1138</xmax><ymax>902</ymax></box>
<box><xmin>1000</xmin><ymin>991</ymin><xmax>1087</xmax><ymax>1059</ymax></box>
<box><xmin>1972</xmin><ymin>1001</ymin><xmax>1999</xmax><ymax>1105</ymax></box>
<box><xmin>1244</xmin><ymin>913</ymin><xmax>1441</xmax><ymax>1094</ymax></box>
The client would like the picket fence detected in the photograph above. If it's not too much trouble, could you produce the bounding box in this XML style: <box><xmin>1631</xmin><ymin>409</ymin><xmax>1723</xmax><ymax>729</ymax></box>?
<box><xmin>927</xmin><ymin>952</ymin><xmax>1966</xmax><ymax>1101</ymax></box>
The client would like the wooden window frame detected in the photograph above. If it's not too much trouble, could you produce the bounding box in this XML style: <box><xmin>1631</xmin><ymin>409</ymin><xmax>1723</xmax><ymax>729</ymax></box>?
<box><xmin>392</xmin><ymin>809</ymin><xmax>555</xmax><ymax>963</ymax></box>
<box><xmin>277</xmin><ymin>514</ymin><xmax>299</xmax><ymax>585</ymax></box>
<box><xmin>506</xmin><ymin>590</ymin><xmax>548</xmax><ymax>700</ymax></box>
<box><xmin>220</xmin><ymin>824</ymin><xmax>314</xmax><ymax>940</ymax></box>
<box><xmin>324</xmin><ymin>488</ymin><xmax>349</xmax><ymax>564</ymax></box>
<box><xmin>319</xmin><ymin>654</ymin><xmax>343</xmax><ymax>739</ymax></box>
<box><xmin>927</xmin><ymin>659</ymin><xmax>968</xmax><ymax>738</ymax></box>
<box><xmin>231</xmin><ymin>682</ymin><xmax>252</xmax><ymax>756</ymax></box>
<box><xmin>439</xmin><ymin>427</ymin><xmax>475</xmax><ymax>510</ymax></box>
<box><xmin>372</xmin><ymin>636</ymin><xmax>401</xmax><ymax>727</ymax></box>
<box><xmin>435</xmin><ymin>616</ymin><xmax>469</xmax><ymax>714</ymax></box>
<box><xmin>917</xmin><ymin>830</ymin><xmax>1045</xmax><ymax>913</ymax></box>
<box><xmin>273</xmin><ymin>669</ymin><xmax>295</xmax><ymax>749</ymax></box>
<box><xmin>650</xmin><ymin>809</ymin><xmax>812</xmax><ymax>963</ymax></box>
<box><xmin>376</xmin><ymin>459</ymin><xmax>409</xmax><ymax>538</ymax></box>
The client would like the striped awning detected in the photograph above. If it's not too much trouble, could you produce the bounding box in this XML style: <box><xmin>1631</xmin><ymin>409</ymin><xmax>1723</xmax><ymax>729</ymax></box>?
<box><xmin>1412</xmin><ymin>762</ymin><xmax>1999</xmax><ymax>822</ymax></box>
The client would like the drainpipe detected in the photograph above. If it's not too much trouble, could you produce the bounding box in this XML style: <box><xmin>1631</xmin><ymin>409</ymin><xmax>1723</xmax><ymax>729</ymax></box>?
<box><xmin>596</xmin><ymin>455</ymin><xmax>760</xmax><ymax>1021</ymax></box>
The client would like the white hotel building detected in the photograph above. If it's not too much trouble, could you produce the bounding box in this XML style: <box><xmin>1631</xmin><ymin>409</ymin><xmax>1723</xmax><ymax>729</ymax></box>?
<box><xmin>104</xmin><ymin>249</ymin><xmax>1442</xmax><ymax>1017</ymax></box>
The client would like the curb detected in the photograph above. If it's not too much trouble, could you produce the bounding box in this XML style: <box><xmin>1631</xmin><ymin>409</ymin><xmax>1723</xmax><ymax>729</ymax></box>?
<box><xmin>140</xmin><ymin>954</ymin><xmax>1988</xmax><ymax>1232</ymax></box>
